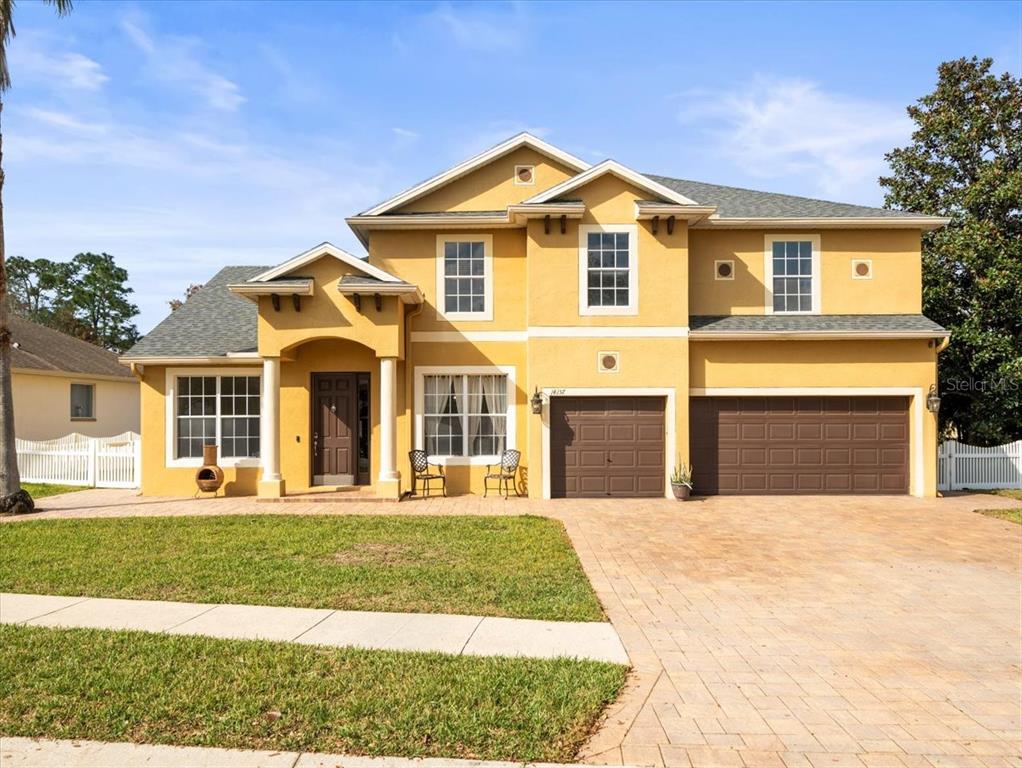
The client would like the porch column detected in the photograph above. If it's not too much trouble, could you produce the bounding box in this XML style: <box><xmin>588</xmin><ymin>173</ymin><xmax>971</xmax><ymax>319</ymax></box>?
<box><xmin>378</xmin><ymin>356</ymin><xmax>401</xmax><ymax>497</ymax></box>
<box><xmin>258</xmin><ymin>356</ymin><xmax>285</xmax><ymax>498</ymax></box>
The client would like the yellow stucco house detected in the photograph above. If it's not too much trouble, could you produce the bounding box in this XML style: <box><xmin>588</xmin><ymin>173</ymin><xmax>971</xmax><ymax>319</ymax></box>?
<box><xmin>122</xmin><ymin>133</ymin><xmax>951</xmax><ymax>500</ymax></box>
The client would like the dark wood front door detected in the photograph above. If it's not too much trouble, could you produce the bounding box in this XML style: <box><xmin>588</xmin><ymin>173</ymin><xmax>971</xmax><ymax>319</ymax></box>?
<box><xmin>690</xmin><ymin>396</ymin><xmax>910</xmax><ymax>494</ymax></box>
<box><xmin>550</xmin><ymin>396</ymin><xmax>666</xmax><ymax>498</ymax></box>
<box><xmin>312</xmin><ymin>373</ymin><xmax>359</xmax><ymax>485</ymax></box>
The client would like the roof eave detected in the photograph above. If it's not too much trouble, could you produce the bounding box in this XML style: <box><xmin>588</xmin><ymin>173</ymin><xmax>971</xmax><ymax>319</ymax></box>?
<box><xmin>690</xmin><ymin>330</ymin><xmax>951</xmax><ymax>341</ymax></box>
<box><xmin>227</xmin><ymin>280</ymin><xmax>315</xmax><ymax>303</ymax></box>
<box><xmin>118</xmin><ymin>353</ymin><xmax>262</xmax><ymax>366</ymax></box>
<box><xmin>691</xmin><ymin>216</ymin><xmax>951</xmax><ymax>231</ymax></box>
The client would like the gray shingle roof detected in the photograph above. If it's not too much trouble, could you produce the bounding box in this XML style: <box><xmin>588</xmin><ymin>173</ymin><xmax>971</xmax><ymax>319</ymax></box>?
<box><xmin>647</xmin><ymin>176</ymin><xmax>923</xmax><ymax>219</ymax></box>
<box><xmin>690</xmin><ymin>314</ymin><xmax>947</xmax><ymax>335</ymax></box>
<box><xmin>11</xmin><ymin>316</ymin><xmax>133</xmax><ymax>377</ymax></box>
<box><xmin>123</xmin><ymin>266</ymin><xmax>268</xmax><ymax>358</ymax></box>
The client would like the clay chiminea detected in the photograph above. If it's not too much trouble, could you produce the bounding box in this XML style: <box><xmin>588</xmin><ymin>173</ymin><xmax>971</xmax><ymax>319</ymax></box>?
<box><xmin>195</xmin><ymin>444</ymin><xmax>225</xmax><ymax>495</ymax></box>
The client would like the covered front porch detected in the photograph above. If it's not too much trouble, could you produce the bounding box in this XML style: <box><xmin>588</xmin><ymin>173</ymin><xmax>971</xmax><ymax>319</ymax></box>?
<box><xmin>227</xmin><ymin>243</ymin><xmax>422</xmax><ymax>500</ymax></box>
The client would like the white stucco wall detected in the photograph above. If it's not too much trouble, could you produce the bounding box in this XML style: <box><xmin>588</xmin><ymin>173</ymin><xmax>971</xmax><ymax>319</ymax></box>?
<box><xmin>13</xmin><ymin>370</ymin><xmax>140</xmax><ymax>441</ymax></box>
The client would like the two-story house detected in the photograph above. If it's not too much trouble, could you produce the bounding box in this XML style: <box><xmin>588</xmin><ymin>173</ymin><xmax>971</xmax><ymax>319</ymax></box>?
<box><xmin>122</xmin><ymin>133</ymin><xmax>950</xmax><ymax>499</ymax></box>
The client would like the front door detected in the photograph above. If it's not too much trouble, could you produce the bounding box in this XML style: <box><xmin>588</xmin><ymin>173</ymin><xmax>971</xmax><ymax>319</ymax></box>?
<box><xmin>312</xmin><ymin>373</ymin><xmax>358</xmax><ymax>486</ymax></box>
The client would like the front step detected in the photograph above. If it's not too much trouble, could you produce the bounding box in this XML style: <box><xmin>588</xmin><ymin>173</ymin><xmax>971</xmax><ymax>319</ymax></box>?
<box><xmin>257</xmin><ymin>487</ymin><xmax>397</xmax><ymax>504</ymax></box>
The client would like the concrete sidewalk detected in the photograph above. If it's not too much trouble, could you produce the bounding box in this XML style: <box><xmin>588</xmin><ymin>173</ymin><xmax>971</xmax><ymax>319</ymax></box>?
<box><xmin>0</xmin><ymin>737</ymin><xmax>641</xmax><ymax>768</ymax></box>
<box><xmin>0</xmin><ymin>592</ymin><xmax>629</xmax><ymax>664</ymax></box>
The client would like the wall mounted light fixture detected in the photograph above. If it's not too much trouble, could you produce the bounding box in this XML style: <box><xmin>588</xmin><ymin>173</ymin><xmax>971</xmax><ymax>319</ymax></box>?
<box><xmin>530</xmin><ymin>388</ymin><xmax>543</xmax><ymax>414</ymax></box>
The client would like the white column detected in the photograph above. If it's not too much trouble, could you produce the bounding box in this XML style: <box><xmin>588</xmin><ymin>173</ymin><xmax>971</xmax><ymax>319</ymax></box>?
<box><xmin>261</xmin><ymin>356</ymin><xmax>281</xmax><ymax>482</ymax></box>
<box><xmin>378</xmin><ymin>356</ymin><xmax>399</xmax><ymax>482</ymax></box>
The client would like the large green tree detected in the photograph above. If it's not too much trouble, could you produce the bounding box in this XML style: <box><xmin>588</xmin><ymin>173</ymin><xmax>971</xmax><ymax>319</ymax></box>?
<box><xmin>0</xmin><ymin>0</ymin><xmax>73</xmax><ymax>514</ymax></box>
<box><xmin>880</xmin><ymin>56</ymin><xmax>1021</xmax><ymax>445</ymax></box>
<box><xmin>60</xmin><ymin>252</ymin><xmax>140</xmax><ymax>351</ymax></box>
<box><xmin>8</xmin><ymin>254</ymin><xmax>140</xmax><ymax>350</ymax></box>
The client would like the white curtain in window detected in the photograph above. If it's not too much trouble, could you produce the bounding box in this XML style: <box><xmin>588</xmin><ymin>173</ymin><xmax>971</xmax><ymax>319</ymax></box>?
<box><xmin>480</xmin><ymin>374</ymin><xmax>507</xmax><ymax>454</ymax></box>
<box><xmin>467</xmin><ymin>375</ymin><xmax>482</xmax><ymax>453</ymax></box>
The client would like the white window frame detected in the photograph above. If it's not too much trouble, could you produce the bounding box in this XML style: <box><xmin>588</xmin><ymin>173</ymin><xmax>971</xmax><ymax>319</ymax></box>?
<box><xmin>435</xmin><ymin>234</ymin><xmax>494</xmax><ymax>322</ymax></box>
<box><xmin>764</xmin><ymin>234</ymin><xmax>822</xmax><ymax>315</ymax></box>
<box><xmin>69</xmin><ymin>382</ymin><xmax>96</xmax><ymax>421</ymax></box>
<box><xmin>579</xmin><ymin>224</ymin><xmax>639</xmax><ymax>317</ymax></box>
<box><xmin>414</xmin><ymin>365</ymin><xmax>516</xmax><ymax>465</ymax></box>
<box><xmin>164</xmin><ymin>367</ymin><xmax>262</xmax><ymax>468</ymax></box>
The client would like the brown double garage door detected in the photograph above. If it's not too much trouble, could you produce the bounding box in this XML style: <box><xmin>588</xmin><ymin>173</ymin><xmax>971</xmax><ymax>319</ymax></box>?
<box><xmin>549</xmin><ymin>394</ymin><xmax>909</xmax><ymax>498</ymax></box>
<box><xmin>691</xmin><ymin>396</ymin><xmax>909</xmax><ymax>494</ymax></box>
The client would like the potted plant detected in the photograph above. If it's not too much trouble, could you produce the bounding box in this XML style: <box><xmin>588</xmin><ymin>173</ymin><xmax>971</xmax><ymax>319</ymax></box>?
<box><xmin>670</xmin><ymin>461</ymin><xmax>693</xmax><ymax>500</ymax></box>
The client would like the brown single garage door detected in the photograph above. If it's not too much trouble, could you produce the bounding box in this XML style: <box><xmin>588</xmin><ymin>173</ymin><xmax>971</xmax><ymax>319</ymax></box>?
<box><xmin>690</xmin><ymin>396</ymin><xmax>909</xmax><ymax>494</ymax></box>
<box><xmin>550</xmin><ymin>396</ymin><xmax>665</xmax><ymax>498</ymax></box>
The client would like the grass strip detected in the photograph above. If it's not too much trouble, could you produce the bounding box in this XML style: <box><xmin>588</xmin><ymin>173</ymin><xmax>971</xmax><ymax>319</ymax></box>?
<box><xmin>0</xmin><ymin>624</ymin><xmax>626</xmax><ymax>763</ymax></box>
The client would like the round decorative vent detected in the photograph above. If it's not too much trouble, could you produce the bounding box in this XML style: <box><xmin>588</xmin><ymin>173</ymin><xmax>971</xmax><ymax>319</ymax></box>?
<box><xmin>715</xmin><ymin>260</ymin><xmax>735</xmax><ymax>280</ymax></box>
<box><xmin>852</xmin><ymin>260</ymin><xmax>873</xmax><ymax>279</ymax></box>
<box><xmin>855</xmin><ymin>261</ymin><xmax>870</xmax><ymax>276</ymax></box>
<box><xmin>602</xmin><ymin>354</ymin><xmax>617</xmax><ymax>369</ymax></box>
<box><xmin>514</xmin><ymin>165</ymin><xmax>535</xmax><ymax>185</ymax></box>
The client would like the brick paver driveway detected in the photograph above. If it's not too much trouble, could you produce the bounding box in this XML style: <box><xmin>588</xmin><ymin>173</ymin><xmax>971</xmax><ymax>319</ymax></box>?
<box><xmin>568</xmin><ymin>495</ymin><xmax>1022</xmax><ymax>768</ymax></box>
<box><xmin>7</xmin><ymin>489</ymin><xmax>1021</xmax><ymax>767</ymax></box>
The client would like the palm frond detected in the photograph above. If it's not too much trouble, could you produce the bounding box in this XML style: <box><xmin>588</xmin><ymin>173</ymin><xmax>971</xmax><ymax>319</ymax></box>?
<box><xmin>0</xmin><ymin>0</ymin><xmax>72</xmax><ymax>92</ymax></box>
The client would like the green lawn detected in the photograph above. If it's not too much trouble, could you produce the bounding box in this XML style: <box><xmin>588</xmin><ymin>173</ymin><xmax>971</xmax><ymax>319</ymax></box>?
<box><xmin>0</xmin><ymin>514</ymin><xmax>604</xmax><ymax>621</ymax></box>
<box><xmin>980</xmin><ymin>508</ymin><xmax>1022</xmax><ymax>524</ymax></box>
<box><xmin>0</xmin><ymin>624</ymin><xmax>626</xmax><ymax>762</ymax></box>
<box><xmin>22</xmin><ymin>482</ymin><xmax>85</xmax><ymax>499</ymax></box>
<box><xmin>974</xmin><ymin>489</ymin><xmax>1022</xmax><ymax>525</ymax></box>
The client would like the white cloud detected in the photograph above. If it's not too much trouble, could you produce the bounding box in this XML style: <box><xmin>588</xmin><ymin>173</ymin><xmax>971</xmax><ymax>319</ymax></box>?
<box><xmin>678</xmin><ymin>76</ymin><xmax>913</xmax><ymax>200</ymax></box>
<box><xmin>9</xmin><ymin>35</ymin><xmax>108</xmax><ymax>91</ymax></box>
<box><xmin>426</xmin><ymin>2</ymin><xmax>526</xmax><ymax>52</ymax></box>
<box><xmin>120</xmin><ymin>14</ymin><xmax>245</xmax><ymax>112</ymax></box>
<box><xmin>392</xmin><ymin>127</ymin><xmax>419</xmax><ymax>140</ymax></box>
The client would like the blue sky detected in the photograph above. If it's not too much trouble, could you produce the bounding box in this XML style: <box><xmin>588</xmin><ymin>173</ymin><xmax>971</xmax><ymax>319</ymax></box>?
<box><xmin>5</xmin><ymin>0</ymin><xmax>1020</xmax><ymax>332</ymax></box>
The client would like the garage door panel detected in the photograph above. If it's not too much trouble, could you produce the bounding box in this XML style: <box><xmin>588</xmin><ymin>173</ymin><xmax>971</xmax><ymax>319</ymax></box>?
<box><xmin>691</xmin><ymin>396</ymin><xmax>909</xmax><ymax>495</ymax></box>
<box><xmin>551</xmin><ymin>396</ymin><xmax>665</xmax><ymax>498</ymax></box>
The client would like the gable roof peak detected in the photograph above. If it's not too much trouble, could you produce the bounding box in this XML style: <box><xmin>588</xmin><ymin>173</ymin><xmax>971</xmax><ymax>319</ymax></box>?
<box><xmin>251</xmin><ymin>242</ymin><xmax>402</xmax><ymax>284</ymax></box>
<box><xmin>524</xmin><ymin>159</ymin><xmax>702</xmax><ymax>207</ymax></box>
<box><xmin>360</xmin><ymin>132</ymin><xmax>591</xmax><ymax>217</ymax></box>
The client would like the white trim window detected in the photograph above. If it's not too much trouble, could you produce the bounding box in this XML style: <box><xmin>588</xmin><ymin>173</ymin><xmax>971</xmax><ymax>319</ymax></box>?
<box><xmin>579</xmin><ymin>224</ymin><xmax>638</xmax><ymax>316</ymax></box>
<box><xmin>415</xmin><ymin>366</ymin><xmax>515</xmax><ymax>464</ymax></box>
<box><xmin>435</xmin><ymin>234</ymin><xmax>494</xmax><ymax>321</ymax></box>
<box><xmin>70</xmin><ymin>382</ymin><xmax>95</xmax><ymax>420</ymax></box>
<box><xmin>165</xmin><ymin>368</ymin><xmax>261</xmax><ymax>467</ymax></box>
<box><xmin>765</xmin><ymin>234</ymin><xmax>821</xmax><ymax>314</ymax></box>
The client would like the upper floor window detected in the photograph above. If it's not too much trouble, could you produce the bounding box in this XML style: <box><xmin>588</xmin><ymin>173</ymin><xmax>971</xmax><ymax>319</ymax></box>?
<box><xmin>765</xmin><ymin>235</ymin><xmax>820</xmax><ymax>314</ymax></box>
<box><xmin>436</xmin><ymin>235</ymin><xmax>493</xmax><ymax>321</ymax></box>
<box><xmin>579</xmin><ymin>224</ymin><xmax>638</xmax><ymax>316</ymax></box>
<box><xmin>70</xmin><ymin>383</ymin><xmax>94</xmax><ymax>420</ymax></box>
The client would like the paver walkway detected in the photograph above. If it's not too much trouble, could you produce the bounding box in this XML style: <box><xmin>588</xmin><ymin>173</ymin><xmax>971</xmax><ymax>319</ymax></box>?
<box><xmin>0</xmin><ymin>736</ymin><xmax>641</xmax><ymax>768</ymax></box>
<box><xmin>0</xmin><ymin>592</ymin><xmax>629</xmax><ymax>664</ymax></box>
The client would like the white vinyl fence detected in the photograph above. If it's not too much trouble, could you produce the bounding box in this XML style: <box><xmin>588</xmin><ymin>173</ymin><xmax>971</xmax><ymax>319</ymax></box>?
<box><xmin>938</xmin><ymin>439</ymin><xmax>1022</xmax><ymax>491</ymax></box>
<box><xmin>16</xmin><ymin>432</ymin><xmax>141</xmax><ymax>489</ymax></box>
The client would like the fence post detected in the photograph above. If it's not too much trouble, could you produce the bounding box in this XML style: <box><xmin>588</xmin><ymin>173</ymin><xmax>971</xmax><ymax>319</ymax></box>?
<box><xmin>87</xmin><ymin>438</ymin><xmax>97</xmax><ymax>488</ymax></box>
<box><xmin>947</xmin><ymin>440</ymin><xmax>957</xmax><ymax>491</ymax></box>
<box><xmin>133</xmin><ymin>437</ymin><xmax>142</xmax><ymax>489</ymax></box>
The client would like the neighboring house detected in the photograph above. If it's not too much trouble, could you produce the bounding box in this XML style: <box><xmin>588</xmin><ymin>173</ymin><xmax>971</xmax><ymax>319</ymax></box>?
<box><xmin>122</xmin><ymin>133</ymin><xmax>950</xmax><ymax>499</ymax></box>
<box><xmin>12</xmin><ymin>315</ymin><xmax>140</xmax><ymax>440</ymax></box>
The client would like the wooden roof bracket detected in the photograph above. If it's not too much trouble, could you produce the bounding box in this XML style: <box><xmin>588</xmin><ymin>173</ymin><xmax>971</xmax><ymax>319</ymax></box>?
<box><xmin>560</xmin><ymin>214</ymin><xmax>566</xmax><ymax>234</ymax></box>
<box><xmin>651</xmin><ymin>215</ymin><xmax>660</xmax><ymax>235</ymax></box>
<box><xmin>544</xmin><ymin>214</ymin><xmax>550</xmax><ymax>235</ymax></box>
